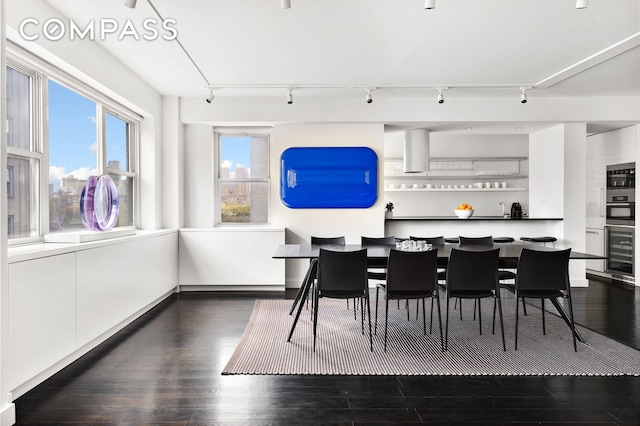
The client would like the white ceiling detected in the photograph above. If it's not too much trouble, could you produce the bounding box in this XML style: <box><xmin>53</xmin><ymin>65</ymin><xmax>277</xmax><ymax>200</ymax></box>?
<box><xmin>40</xmin><ymin>0</ymin><xmax>640</xmax><ymax>133</ymax></box>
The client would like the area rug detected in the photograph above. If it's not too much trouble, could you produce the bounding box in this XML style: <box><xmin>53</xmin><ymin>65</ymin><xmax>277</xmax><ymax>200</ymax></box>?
<box><xmin>222</xmin><ymin>298</ymin><xmax>640</xmax><ymax>376</ymax></box>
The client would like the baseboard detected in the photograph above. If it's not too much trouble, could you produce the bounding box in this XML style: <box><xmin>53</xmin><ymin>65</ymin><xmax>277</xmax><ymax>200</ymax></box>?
<box><xmin>179</xmin><ymin>285</ymin><xmax>284</xmax><ymax>292</ymax></box>
<box><xmin>0</xmin><ymin>402</ymin><xmax>15</xmax><ymax>426</ymax></box>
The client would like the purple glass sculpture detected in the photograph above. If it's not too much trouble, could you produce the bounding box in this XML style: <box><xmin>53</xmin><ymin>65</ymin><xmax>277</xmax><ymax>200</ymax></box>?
<box><xmin>80</xmin><ymin>175</ymin><xmax>120</xmax><ymax>231</ymax></box>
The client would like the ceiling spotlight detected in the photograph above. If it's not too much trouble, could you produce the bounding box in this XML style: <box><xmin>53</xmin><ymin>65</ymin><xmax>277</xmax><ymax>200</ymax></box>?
<box><xmin>520</xmin><ymin>87</ymin><xmax>528</xmax><ymax>104</ymax></box>
<box><xmin>424</xmin><ymin>0</ymin><xmax>436</xmax><ymax>9</ymax></box>
<box><xmin>124</xmin><ymin>0</ymin><xmax>137</xmax><ymax>8</ymax></box>
<box><xmin>576</xmin><ymin>0</ymin><xmax>588</xmax><ymax>9</ymax></box>
<box><xmin>281</xmin><ymin>0</ymin><xmax>291</xmax><ymax>9</ymax></box>
<box><xmin>366</xmin><ymin>88</ymin><xmax>373</xmax><ymax>104</ymax></box>
<box><xmin>437</xmin><ymin>88</ymin><xmax>444</xmax><ymax>104</ymax></box>
<box><xmin>206</xmin><ymin>90</ymin><xmax>215</xmax><ymax>104</ymax></box>
<box><xmin>287</xmin><ymin>89</ymin><xmax>293</xmax><ymax>105</ymax></box>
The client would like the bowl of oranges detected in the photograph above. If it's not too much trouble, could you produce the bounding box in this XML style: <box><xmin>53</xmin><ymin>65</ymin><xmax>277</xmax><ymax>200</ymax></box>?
<box><xmin>454</xmin><ymin>203</ymin><xmax>474</xmax><ymax>219</ymax></box>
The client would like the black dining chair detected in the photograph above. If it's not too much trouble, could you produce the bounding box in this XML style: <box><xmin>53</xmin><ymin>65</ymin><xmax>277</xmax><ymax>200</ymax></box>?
<box><xmin>444</xmin><ymin>247</ymin><xmax>505</xmax><ymax>351</ymax></box>
<box><xmin>289</xmin><ymin>236</ymin><xmax>347</xmax><ymax>316</ymax></box>
<box><xmin>308</xmin><ymin>236</ymin><xmax>347</xmax><ymax>310</ymax></box>
<box><xmin>374</xmin><ymin>248</ymin><xmax>443</xmax><ymax>351</ymax></box>
<box><xmin>311</xmin><ymin>236</ymin><xmax>346</xmax><ymax>245</ymax></box>
<box><xmin>313</xmin><ymin>248</ymin><xmax>372</xmax><ymax>352</ymax></box>
<box><xmin>361</xmin><ymin>236</ymin><xmax>397</xmax><ymax>308</ymax></box>
<box><xmin>459</xmin><ymin>235</ymin><xmax>494</xmax><ymax>246</ymax></box>
<box><xmin>514</xmin><ymin>247</ymin><xmax>577</xmax><ymax>351</ymax></box>
<box><xmin>459</xmin><ymin>236</ymin><xmax>525</xmax><ymax>315</ymax></box>
<box><xmin>519</xmin><ymin>236</ymin><xmax>557</xmax><ymax>247</ymax></box>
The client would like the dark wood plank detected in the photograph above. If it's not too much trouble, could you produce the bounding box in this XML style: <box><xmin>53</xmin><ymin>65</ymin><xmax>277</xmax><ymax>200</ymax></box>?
<box><xmin>14</xmin><ymin>279</ymin><xmax>640</xmax><ymax>425</ymax></box>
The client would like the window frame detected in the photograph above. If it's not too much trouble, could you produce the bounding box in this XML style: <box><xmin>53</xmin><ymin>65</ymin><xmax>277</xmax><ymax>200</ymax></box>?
<box><xmin>214</xmin><ymin>128</ymin><xmax>272</xmax><ymax>226</ymax></box>
<box><xmin>6</xmin><ymin>58</ymin><xmax>44</xmax><ymax>243</ymax></box>
<box><xmin>6</xmin><ymin>44</ymin><xmax>141</xmax><ymax>244</ymax></box>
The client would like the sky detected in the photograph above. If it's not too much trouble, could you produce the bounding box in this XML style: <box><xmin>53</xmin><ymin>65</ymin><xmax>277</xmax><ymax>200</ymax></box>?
<box><xmin>48</xmin><ymin>80</ymin><xmax>127</xmax><ymax>188</ymax></box>
<box><xmin>220</xmin><ymin>135</ymin><xmax>251</xmax><ymax>173</ymax></box>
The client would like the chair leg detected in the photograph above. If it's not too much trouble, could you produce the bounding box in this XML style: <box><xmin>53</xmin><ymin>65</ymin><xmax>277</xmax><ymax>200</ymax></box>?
<box><xmin>435</xmin><ymin>293</ymin><xmax>444</xmax><ymax>352</ymax></box>
<box><xmin>515</xmin><ymin>290</ymin><xmax>520</xmax><ymax>350</ymax></box>
<box><xmin>360</xmin><ymin>297</ymin><xmax>365</xmax><ymax>334</ymax></box>
<box><xmin>313</xmin><ymin>290</ymin><xmax>320</xmax><ymax>352</ymax></box>
<box><xmin>416</xmin><ymin>299</ymin><xmax>420</xmax><ymax>321</ymax></box>
<box><xmin>566</xmin><ymin>295</ymin><xmax>578</xmax><ymax>352</ymax></box>
<box><xmin>429</xmin><ymin>296</ymin><xmax>434</xmax><ymax>334</ymax></box>
<box><xmin>366</xmin><ymin>293</ymin><xmax>373</xmax><ymax>352</ymax></box>
<box><xmin>541</xmin><ymin>299</ymin><xmax>546</xmax><ymax>335</ymax></box>
<box><xmin>422</xmin><ymin>298</ymin><xmax>427</xmax><ymax>334</ymax></box>
<box><xmin>522</xmin><ymin>297</ymin><xmax>527</xmax><ymax>316</ymax></box>
<box><xmin>459</xmin><ymin>299</ymin><xmax>463</xmax><ymax>321</ymax></box>
<box><xmin>374</xmin><ymin>286</ymin><xmax>380</xmax><ymax>335</ymax></box>
<box><xmin>492</xmin><ymin>296</ymin><xmax>497</xmax><ymax>334</ymax></box>
<box><xmin>477</xmin><ymin>298</ymin><xmax>482</xmax><ymax>335</ymax></box>
<box><xmin>444</xmin><ymin>296</ymin><xmax>450</xmax><ymax>351</ymax></box>
<box><xmin>496</xmin><ymin>293</ymin><xmax>506</xmax><ymax>351</ymax></box>
<box><xmin>384</xmin><ymin>296</ymin><xmax>389</xmax><ymax>351</ymax></box>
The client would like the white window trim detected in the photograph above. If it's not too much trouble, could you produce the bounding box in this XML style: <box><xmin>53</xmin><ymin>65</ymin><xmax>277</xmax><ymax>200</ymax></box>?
<box><xmin>213</xmin><ymin>128</ymin><xmax>273</xmax><ymax>226</ymax></box>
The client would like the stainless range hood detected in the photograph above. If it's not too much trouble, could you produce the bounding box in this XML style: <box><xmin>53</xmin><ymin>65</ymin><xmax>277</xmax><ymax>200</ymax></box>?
<box><xmin>403</xmin><ymin>129</ymin><xmax>430</xmax><ymax>173</ymax></box>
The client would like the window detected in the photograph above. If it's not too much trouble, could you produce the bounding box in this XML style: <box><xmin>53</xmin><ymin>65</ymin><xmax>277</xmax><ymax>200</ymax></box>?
<box><xmin>47</xmin><ymin>80</ymin><xmax>138</xmax><ymax>233</ymax></box>
<box><xmin>6</xmin><ymin>50</ymin><xmax>140</xmax><ymax>242</ymax></box>
<box><xmin>216</xmin><ymin>131</ymin><xmax>270</xmax><ymax>224</ymax></box>
<box><xmin>6</xmin><ymin>63</ymin><xmax>40</xmax><ymax>240</ymax></box>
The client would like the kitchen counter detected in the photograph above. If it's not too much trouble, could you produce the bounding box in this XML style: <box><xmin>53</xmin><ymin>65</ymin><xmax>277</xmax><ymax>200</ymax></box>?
<box><xmin>386</xmin><ymin>216</ymin><xmax>563</xmax><ymax>221</ymax></box>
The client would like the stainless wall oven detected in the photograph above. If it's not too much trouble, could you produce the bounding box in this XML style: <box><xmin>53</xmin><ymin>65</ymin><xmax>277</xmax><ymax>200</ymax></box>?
<box><xmin>605</xmin><ymin>225</ymin><xmax>634</xmax><ymax>282</ymax></box>
<box><xmin>607</xmin><ymin>162</ymin><xmax>635</xmax><ymax>190</ymax></box>
<box><xmin>606</xmin><ymin>190</ymin><xmax>635</xmax><ymax>226</ymax></box>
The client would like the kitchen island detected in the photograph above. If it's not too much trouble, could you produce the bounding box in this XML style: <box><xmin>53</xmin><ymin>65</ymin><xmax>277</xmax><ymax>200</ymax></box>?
<box><xmin>386</xmin><ymin>216</ymin><xmax>565</xmax><ymax>246</ymax></box>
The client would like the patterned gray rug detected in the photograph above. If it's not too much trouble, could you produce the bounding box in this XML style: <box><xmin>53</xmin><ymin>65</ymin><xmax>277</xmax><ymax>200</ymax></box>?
<box><xmin>222</xmin><ymin>297</ymin><xmax>640</xmax><ymax>376</ymax></box>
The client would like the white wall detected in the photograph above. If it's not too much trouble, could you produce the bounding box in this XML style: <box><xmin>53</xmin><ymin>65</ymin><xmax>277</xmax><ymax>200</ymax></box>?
<box><xmin>529</xmin><ymin>125</ymin><xmax>565</xmax><ymax>219</ymax></box>
<box><xmin>162</xmin><ymin>96</ymin><xmax>184</xmax><ymax>229</ymax></box>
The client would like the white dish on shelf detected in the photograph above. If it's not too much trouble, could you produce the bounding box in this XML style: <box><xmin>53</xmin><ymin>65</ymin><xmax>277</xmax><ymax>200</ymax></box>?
<box><xmin>454</xmin><ymin>209</ymin><xmax>474</xmax><ymax>219</ymax></box>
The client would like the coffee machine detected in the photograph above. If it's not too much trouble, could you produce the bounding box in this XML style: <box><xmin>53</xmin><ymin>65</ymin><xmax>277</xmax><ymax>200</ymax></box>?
<box><xmin>510</xmin><ymin>202</ymin><xmax>523</xmax><ymax>219</ymax></box>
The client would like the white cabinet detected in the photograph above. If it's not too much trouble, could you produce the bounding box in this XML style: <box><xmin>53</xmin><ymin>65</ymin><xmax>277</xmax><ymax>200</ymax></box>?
<box><xmin>76</xmin><ymin>233</ymin><xmax>178</xmax><ymax>347</ymax></box>
<box><xmin>586</xmin><ymin>133</ymin><xmax>606</xmax><ymax>229</ymax></box>
<box><xmin>8</xmin><ymin>254</ymin><xmax>77</xmax><ymax>391</ymax></box>
<box><xmin>7</xmin><ymin>231</ymin><xmax>179</xmax><ymax>398</ymax></box>
<box><xmin>605</xmin><ymin>126</ymin><xmax>636</xmax><ymax>165</ymax></box>
<box><xmin>586</xmin><ymin>228</ymin><xmax>605</xmax><ymax>272</ymax></box>
<box><xmin>179</xmin><ymin>228</ymin><xmax>285</xmax><ymax>290</ymax></box>
<box><xmin>384</xmin><ymin>157</ymin><xmax>528</xmax><ymax>192</ymax></box>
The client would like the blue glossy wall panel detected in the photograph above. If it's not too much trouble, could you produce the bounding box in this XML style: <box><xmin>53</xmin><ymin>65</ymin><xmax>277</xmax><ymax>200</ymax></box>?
<box><xmin>280</xmin><ymin>147</ymin><xmax>378</xmax><ymax>208</ymax></box>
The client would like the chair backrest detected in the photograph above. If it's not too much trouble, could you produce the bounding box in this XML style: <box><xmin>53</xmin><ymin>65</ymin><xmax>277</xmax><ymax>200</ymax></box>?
<box><xmin>361</xmin><ymin>236</ymin><xmax>396</xmax><ymax>246</ymax></box>
<box><xmin>386</xmin><ymin>248</ymin><xmax>439</xmax><ymax>294</ymax></box>
<box><xmin>410</xmin><ymin>236</ymin><xmax>445</xmax><ymax>246</ymax></box>
<box><xmin>446</xmin><ymin>248</ymin><xmax>500</xmax><ymax>292</ymax></box>
<box><xmin>459</xmin><ymin>235</ymin><xmax>494</xmax><ymax>247</ymax></box>
<box><xmin>516</xmin><ymin>248</ymin><xmax>571</xmax><ymax>291</ymax></box>
<box><xmin>311</xmin><ymin>236</ymin><xmax>345</xmax><ymax>245</ymax></box>
<box><xmin>317</xmin><ymin>248</ymin><xmax>368</xmax><ymax>293</ymax></box>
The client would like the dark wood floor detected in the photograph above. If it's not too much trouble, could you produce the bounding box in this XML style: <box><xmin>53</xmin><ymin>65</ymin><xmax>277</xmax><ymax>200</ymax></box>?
<box><xmin>15</xmin><ymin>278</ymin><xmax>640</xmax><ymax>425</ymax></box>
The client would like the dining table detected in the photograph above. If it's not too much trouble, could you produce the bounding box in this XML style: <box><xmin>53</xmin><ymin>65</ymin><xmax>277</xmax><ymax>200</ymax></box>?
<box><xmin>273</xmin><ymin>242</ymin><xmax>606</xmax><ymax>344</ymax></box>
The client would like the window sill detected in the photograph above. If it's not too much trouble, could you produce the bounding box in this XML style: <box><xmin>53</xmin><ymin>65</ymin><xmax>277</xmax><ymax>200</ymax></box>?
<box><xmin>8</xmin><ymin>229</ymin><xmax>177</xmax><ymax>263</ymax></box>
<box><xmin>44</xmin><ymin>228</ymin><xmax>137</xmax><ymax>243</ymax></box>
